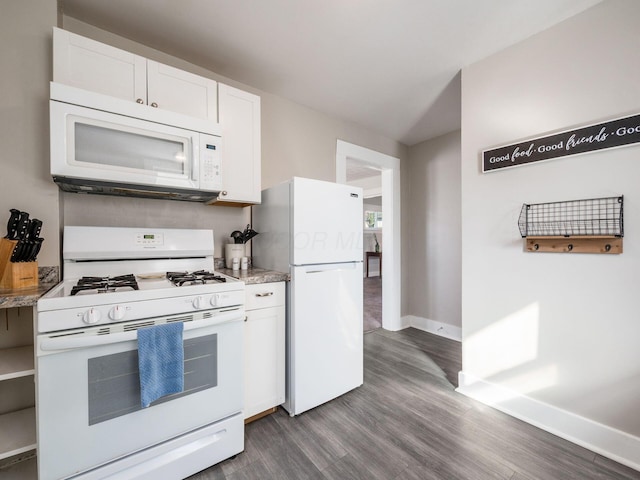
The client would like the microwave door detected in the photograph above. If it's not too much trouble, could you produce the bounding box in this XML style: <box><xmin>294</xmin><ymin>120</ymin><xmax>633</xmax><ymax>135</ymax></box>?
<box><xmin>50</xmin><ymin>101</ymin><xmax>199</xmax><ymax>190</ymax></box>
<box><xmin>70</xmin><ymin>116</ymin><xmax>195</xmax><ymax>186</ymax></box>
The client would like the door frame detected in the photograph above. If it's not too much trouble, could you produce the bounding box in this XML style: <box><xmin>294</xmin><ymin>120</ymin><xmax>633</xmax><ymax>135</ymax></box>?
<box><xmin>335</xmin><ymin>140</ymin><xmax>402</xmax><ymax>331</ymax></box>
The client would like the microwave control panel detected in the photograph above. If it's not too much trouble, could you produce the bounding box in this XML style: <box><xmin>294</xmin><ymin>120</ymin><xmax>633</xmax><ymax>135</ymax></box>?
<box><xmin>200</xmin><ymin>134</ymin><xmax>222</xmax><ymax>191</ymax></box>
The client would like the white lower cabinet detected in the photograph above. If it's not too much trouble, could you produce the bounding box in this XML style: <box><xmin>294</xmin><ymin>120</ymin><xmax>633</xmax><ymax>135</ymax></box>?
<box><xmin>243</xmin><ymin>282</ymin><xmax>285</xmax><ymax>420</ymax></box>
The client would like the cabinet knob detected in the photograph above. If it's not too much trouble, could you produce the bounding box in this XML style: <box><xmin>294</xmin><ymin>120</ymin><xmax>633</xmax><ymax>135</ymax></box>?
<box><xmin>151</xmin><ymin>102</ymin><xmax>158</xmax><ymax>108</ymax></box>
<box><xmin>136</xmin><ymin>98</ymin><xmax>144</xmax><ymax>104</ymax></box>
<box><xmin>220</xmin><ymin>191</ymin><xmax>227</xmax><ymax>196</ymax></box>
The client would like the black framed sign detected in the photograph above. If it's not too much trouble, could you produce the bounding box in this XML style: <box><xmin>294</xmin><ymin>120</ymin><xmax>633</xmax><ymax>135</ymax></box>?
<box><xmin>482</xmin><ymin>112</ymin><xmax>640</xmax><ymax>173</ymax></box>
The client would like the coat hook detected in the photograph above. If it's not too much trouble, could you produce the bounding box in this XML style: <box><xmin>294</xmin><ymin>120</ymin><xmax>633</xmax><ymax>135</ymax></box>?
<box><xmin>567</xmin><ymin>244</ymin><xmax>573</xmax><ymax>251</ymax></box>
<box><xmin>605</xmin><ymin>244</ymin><xmax>611</xmax><ymax>252</ymax></box>
<box><xmin>534</xmin><ymin>244</ymin><xmax>539</xmax><ymax>251</ymax></box>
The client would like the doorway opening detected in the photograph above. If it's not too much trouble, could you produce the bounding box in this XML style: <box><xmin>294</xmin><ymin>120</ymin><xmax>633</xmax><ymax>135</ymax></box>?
<box><xmin>336</xmin><ymin>140</ymin><xmax>401</xmax><ymax>331</ymax></box>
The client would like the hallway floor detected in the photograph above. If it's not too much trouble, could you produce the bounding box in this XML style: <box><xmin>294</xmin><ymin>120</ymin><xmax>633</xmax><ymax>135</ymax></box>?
<box><xmin>363</xmin><ymin>276</ymin><xmax>381</xmax><ymax>332</ymax></box>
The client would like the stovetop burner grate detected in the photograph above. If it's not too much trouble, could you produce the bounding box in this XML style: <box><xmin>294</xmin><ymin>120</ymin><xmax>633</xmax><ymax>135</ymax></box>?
<box><xmin>70</xmin><ymin>274</ymin><xmax>139</xmax><ymax>296</ymax></box>
<box><xmin>166</xmin><ymin>270</ymin><xmax>227</xmax><ymax>287</ymax></box>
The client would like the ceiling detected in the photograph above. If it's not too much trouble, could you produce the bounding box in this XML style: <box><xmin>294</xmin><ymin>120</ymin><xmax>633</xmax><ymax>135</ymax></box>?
<box><xmin>346</xmin><ymin>161</ymin><xmax>381</xmax><ymax>182</ymax></box>
<box><xmin>59</xmin><ymin>0</ymin><xmax>602</xmax><ymax>146</ymax></box>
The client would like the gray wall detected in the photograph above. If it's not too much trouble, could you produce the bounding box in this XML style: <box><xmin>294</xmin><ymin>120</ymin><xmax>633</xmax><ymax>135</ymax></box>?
<box><xmin>405</xmin><ymin>131</ymin><xmax>461</xmax><ymax>328</ymax></box>
<box><xmin>261</xmin><ymin>94</ymin><xmax>405</xmax><ymax>189</ymax></box>
<box><xmin>461</xmin><ymin>0</ymin><xmax>640</xmax><ymax>444</ymax></box>
<box><xmin>0</xmin><ymin>1</ymin><xmax>59</xmax><ymax>267</ymax></box>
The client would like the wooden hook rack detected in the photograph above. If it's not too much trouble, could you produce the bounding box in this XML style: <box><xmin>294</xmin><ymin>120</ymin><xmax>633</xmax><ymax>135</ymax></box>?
<box><xmin>525</xmin><ymin>236</ymin><xmax>622</xmax><ymax>254</ymax></box>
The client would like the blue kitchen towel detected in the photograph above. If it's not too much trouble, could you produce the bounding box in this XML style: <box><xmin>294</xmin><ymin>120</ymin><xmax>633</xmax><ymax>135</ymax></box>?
<box><xmin>137</xmin><ymin>322</ymin><xmax>185</xmax><ymax>408</ymax></box>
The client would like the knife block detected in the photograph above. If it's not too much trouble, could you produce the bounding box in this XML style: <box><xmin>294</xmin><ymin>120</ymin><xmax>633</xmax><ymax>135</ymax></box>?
<box><xmin>0</xmin><ymin>238</ymin><xmax>38</xmax><ymax>289</ymax></box>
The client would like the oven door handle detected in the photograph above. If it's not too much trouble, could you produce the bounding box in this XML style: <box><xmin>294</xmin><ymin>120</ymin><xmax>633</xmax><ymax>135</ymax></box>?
<box><xmin>39</xmin><ymin>309</ymin><xmax>244</xmax><ymax>352</ymax></box>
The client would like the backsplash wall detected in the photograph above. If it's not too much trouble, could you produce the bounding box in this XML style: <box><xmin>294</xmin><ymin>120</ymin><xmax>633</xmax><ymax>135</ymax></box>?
<box><xmin>61</xmin><ymin>193</ymin><xmax>250</xmax><ymax>259</ymax></box>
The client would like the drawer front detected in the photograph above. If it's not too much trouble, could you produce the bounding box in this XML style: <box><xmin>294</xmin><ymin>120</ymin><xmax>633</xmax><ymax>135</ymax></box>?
<box><xmin>245</xmin><ymin>282</ymin><xmax>285</xmax><ymax>311</ymax></box>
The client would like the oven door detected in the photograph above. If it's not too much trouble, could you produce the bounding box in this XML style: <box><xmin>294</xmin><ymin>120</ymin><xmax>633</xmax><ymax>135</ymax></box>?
<box><xmin>36</xmin><ymin>309</ymin><xmax>243</xmax><ymax>480</ymax></box>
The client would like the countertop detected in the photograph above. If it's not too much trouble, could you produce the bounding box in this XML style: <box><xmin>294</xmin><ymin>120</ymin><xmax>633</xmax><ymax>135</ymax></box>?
<box><xmin>0</xmin><ymin>266</ymin><xmax>59</xmax><ymax>309</ymax></box>
<box><xmin>218</xmin><ymin>267</ymin><xmax>289</xmax><ymax>285</ymax></box>
<box><xmin>0</xmin><ymin>266</ymin><xmax>288</xmax><ymax>308</ymax></box>
<box><xmin>0</xmin><ymin>282</ymin><xmax>58</xmax><ymax>309</ymax></box>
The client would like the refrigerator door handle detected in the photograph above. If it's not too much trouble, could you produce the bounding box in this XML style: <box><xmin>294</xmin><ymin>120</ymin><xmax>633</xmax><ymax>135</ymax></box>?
<box><xmin>303</xmin><ymin>262</ymin><xmax>358</xmax><ymax>274</ymax></box>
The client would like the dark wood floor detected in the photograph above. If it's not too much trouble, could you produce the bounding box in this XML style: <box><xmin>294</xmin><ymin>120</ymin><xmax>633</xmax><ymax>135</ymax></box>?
<box><xmin>189</xmin><ymin>328</ymin><xmax>640</xmax><ymax>480</ymax></box>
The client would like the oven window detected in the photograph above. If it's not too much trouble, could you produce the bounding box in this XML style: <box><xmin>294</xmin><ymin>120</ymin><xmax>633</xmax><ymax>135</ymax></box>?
<box><xmin>88</xmin><ymin>334</ymin><xmax>217</xmax><ymax>425</ymax></box>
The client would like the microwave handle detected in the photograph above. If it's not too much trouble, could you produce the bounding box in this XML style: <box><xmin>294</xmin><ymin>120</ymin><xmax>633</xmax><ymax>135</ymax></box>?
<box><xmin>190</xmin><ymin>137</ymin><xmax>196</xmax><ymax>181</ymax></box>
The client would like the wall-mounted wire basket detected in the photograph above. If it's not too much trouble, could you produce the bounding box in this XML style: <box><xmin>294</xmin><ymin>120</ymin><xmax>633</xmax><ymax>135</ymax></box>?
<box><xmin>518</xmin><ymin>196</ymin><xmax>623</xmax><ymax>254</ymax></box>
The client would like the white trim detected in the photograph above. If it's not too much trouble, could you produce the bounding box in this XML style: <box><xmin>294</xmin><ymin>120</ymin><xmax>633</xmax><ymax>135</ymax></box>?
<box><xmin>363</xmin><ymin>186</ymin><xmax>382</xmax><ymax>198</ymax></box>
<box><xmin>456</xmin><ymin>372</ymin><xmax>640</xmax><ymax>473</ymax></box>
<box><xmin>403</xmin><ymin>315</ymin><xmax>462</xmax><ymax>341</ymax></box>
<box><xmin>390</xmin><ymin>315</ymin><xmax>411</xmax><ymax>332</ymax></box>
<box><xmin>336</xmin><ymin>140</ymin><xmax>402</xmax><ymax>331</ymax></box>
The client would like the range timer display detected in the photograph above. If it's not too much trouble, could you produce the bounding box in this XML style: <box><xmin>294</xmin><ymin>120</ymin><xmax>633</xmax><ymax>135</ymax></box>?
<box><xmin>135</xmin><ymin>233</ymin><xmax>164</xmax><ymax>246</ymax></box>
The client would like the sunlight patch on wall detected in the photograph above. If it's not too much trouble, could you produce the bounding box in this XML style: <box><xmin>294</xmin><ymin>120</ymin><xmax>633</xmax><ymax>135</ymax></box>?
<box><xmin>501</xmin><ymin>365</ymin><xmax>558</xmax><ymax>396</ymax></box>
<box><xmin>465</xmin><ymin>302</ymin><xmax>540</xmax><ymax>379</ymax></box>
<box><xmin>458</xmin><ymin>365</ymin><xmax>558</xmax><ymax>405</ymax></box>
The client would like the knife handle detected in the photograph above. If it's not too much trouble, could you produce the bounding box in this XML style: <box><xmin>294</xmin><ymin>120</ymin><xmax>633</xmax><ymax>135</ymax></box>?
<box><xmin>5</xmin><ymin>209</ymin><xmax>21</xmax><ymax>239</ymax></box>
<box><xmin>15</xmin><ymin>212</ymin><xmax>30</xmax><ymax>240</ymax></box>
<box><xmin>26</xmin><ymin>219</ymin><xmax>42</xmax><ymax>241</ymax></box>
<box><xmin>30</xmin><ymin>238</ymin><xmax>44</xmax><ymax>262</ymax></box>
<box><xmin>10</xmin><ymin>241</ymin><xmax>23</xmax><ymax>263</ymax></box>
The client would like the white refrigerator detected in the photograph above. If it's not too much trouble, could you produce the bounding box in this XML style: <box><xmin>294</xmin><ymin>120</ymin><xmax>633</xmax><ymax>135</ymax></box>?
<box><xmin>253</xmin><ymin>177</ymin><xmax>364</xmax><ymax>416</ymax></box>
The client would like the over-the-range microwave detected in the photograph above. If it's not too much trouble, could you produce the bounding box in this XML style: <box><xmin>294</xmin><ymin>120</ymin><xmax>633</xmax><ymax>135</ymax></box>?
<box><xmin>50</xmin><ymin>82</ymin><xmax>222</xmax><ymax>202</ymax></box>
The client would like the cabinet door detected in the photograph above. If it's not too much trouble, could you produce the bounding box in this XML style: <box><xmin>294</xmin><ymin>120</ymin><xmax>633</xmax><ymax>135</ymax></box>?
<box><xmin>216</xmin><ymin>84</ymin><xmax>261</xmax><ymax>205</ymax></box>
<box><xmin>146</xmin><ymin>60</ymin><xmax>218</xmax><ymax>120</ymax></box>
<box><xmin>244</xmin><ymin>305</ymin><xmax>285</xmax><ymax>419</ymax></box>
<box><xmin>53</xmin><ymin>27</ymin><xmax>146</xmax><ymax>103</ymax></box>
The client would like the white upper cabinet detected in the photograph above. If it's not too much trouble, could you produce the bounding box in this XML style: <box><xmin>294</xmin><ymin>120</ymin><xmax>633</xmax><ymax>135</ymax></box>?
<box><xmin>214</xmin><ymin>84</ymin><xmax>261</xmax><ymax>206</ymax></box>
<box><xmin>53</xmin><ymin>28</ymin><xmax>217</xmax><ymax>121</ymax></box>
<box><xmin>53</xmin><ymin>28</ymin><xmax>146</xmax><ymax>103</ymax></box>
<box><xmin>146</xmin><ymin>61</ymin><xmax>217</xmax><ymax>119</ymax></box>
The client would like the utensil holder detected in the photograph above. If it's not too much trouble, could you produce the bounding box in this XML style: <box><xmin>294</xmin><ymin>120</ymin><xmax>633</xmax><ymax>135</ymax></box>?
<box><xmin>0</xmin><ymin>238</ymin><xmax>38</xmax><ymax>289</ymax></box>
<box><xmin>225</xmin><ymin>244</ymin><xmax>245</xmax><ymax>269</ymax></box>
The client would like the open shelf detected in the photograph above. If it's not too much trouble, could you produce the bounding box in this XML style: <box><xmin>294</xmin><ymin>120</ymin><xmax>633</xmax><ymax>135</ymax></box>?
<box><xmin>518</xmin><ymin>196</ymin><xmax>623</xmax><ymax>254</ymax></box>
<box><xmin>0</xmin><ymin>346</ymin><xmax>34</xmax><ymax>381</ymax></box>
<box><xmin>0</xmin><ymin>407</ymin><xmax>36</xmax><ymax>460</ymax></box>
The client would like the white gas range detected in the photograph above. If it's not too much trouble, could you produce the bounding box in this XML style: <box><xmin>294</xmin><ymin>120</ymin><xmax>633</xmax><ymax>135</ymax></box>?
<box><xmin>36</xmin><ymin>226</ymin><xmax>245</xmax><ymax>480</ymax></box>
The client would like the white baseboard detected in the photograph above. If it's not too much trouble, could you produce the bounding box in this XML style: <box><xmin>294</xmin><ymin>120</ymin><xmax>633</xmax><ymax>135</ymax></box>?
<box><xmin>383</xmin><ymin>315</ymin><xmax>410</xmax><ymax>331</ymax></box>
<box><xmin>402</xmin><ymin>315</ymin><xmax>462</xmax><ymax>341</ymax></box>
<box><xmin>456</xmin><ymin>371</ymin><xmax>640</xmax><ymax>473</ymax></box>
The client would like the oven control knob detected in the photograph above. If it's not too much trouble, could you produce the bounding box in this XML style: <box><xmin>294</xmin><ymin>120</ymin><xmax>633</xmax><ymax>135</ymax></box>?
<box><xmin>192</xmin><ymin>296</ymin><xmax>203</xmax><ymax>309</ymax></box>
<box><xmin>109</xmin><ymin>305</ymin><xmax>126</xmax><ymax>321</ymax></box>
<box><xmin>83</xmin><ymin>308</ymin><xmax>102</xmax><ymax>324</ymax></box>
<box><xmin>210</xmin><ymin>294</ymin><xmax>219</xmax><ymax>307</ymax></box>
